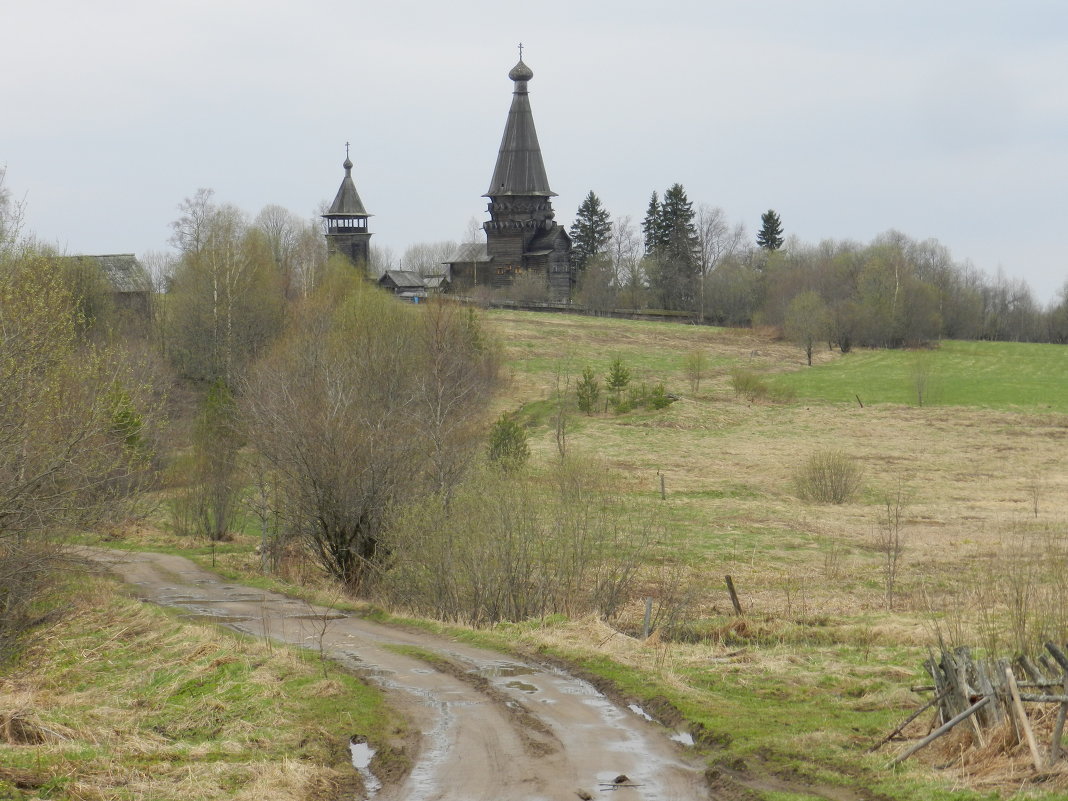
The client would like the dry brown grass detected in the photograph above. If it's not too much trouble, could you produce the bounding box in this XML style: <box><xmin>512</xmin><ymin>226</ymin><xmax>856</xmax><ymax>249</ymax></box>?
<box><xmin>477</xmin><ymin>312</ymin><xmax>1068</xmax><ymax>795</ymax></box>
<box><xmin>488</xmin><ymin>311</ymin><xmax>1068</xmax><ymax>634</ymax></box>
<box><xmin>0</xmin><ymin>580</ymin><xmax>369</xmax><ymax>801</ymax></box>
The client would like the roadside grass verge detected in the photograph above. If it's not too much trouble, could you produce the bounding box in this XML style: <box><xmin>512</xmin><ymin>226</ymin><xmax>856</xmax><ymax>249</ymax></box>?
<box><xmin>0</xmin><ymin>575</ymin><xmax>403</xmax><ymax>801</ymax></box>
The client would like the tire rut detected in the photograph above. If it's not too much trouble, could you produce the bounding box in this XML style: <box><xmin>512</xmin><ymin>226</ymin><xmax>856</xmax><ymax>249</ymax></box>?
<box><xmin>82</xmin><ymin>548</ymin><xmax>711</xmax><ymax>801</ymax></box>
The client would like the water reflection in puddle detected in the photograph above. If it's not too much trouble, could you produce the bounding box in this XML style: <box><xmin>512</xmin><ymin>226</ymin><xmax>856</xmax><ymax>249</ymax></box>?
<box><xmin>628</xmin><ymin>704</ymin><xmax>655</xmax><ymax>722</ymax></box>
<box><xmin>349</xmin><ymin>736</ymin><xmax>381</xmax><ymax>799</ymax></box>
<box><xmin>473</xmin><ymin>663</ymin><xmax>536</xmax><ymax>678</ymax></box>
<box><xmin>670</xmin><ymin>731</ymin><xmax>695</xmax><ymax>746</ymax></box>
<box><xmin>505</xmin><ymin>680</ymin><xmax>538</xmax><ymax>694</ymax></box>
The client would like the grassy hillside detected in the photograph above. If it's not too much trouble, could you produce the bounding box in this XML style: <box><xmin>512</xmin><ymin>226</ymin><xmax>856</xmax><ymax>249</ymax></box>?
<box><xmin>484</xmin><ymin>310</ymin><xmax>1068</xmax><ymax>797</ymax></box>
<box><xmin>39</xmin><ymin>309</ymin><xmax>1068</xmax><ymax>800</ymax></box>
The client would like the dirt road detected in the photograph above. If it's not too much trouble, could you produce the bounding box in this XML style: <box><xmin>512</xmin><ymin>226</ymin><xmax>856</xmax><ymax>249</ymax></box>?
<box><xmin>87</xmin><ymin>549</ymin><xmax>710</xmax><ymax>801</ymax></box>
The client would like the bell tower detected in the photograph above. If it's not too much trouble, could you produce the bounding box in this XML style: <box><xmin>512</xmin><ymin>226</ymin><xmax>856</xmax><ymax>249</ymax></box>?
<box><xmin>322</xmin><ymin>144</ymin><xmax>372</xmax><ymax>268</ymax></box>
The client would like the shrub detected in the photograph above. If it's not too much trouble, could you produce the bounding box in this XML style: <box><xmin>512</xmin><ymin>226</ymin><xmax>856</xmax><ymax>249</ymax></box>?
<box><xmin>794</xmin><ymin>450</ymin><xmax>863</xmax><ymax>504</ymax></box>
<box><xmin>649</xmin><ymin>383</ymin><xmax>672</xmax><ymax>409</ymax></box>
<box><xmin>685</xmin><ymin>349</ymin><xmax>707</xmax><ymax>394</ymax></box>
<box><xmin>576</xmin><ymin>366</ymin><xmax>600</xmax><ymax>415</ymax></box>
<box><xmin>488</xmin><ymin>413</ymin><xmax>529</xmax><ymax>472</ymax></box>
<box><xmin>729</xmin><ymin>368</ymin><xmax>767</xmax><ymax>401</ymax></box>
<box><xmin>729</xmin><ymin>369</ymin><xmax>795</xmax><ymax>403</ymax></box>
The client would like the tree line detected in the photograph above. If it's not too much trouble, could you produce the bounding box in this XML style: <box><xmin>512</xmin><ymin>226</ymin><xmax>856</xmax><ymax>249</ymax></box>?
<box><xmin>565</xmin><ymin>188</ymin><xmax>1068</xmax><ymax>346</ymax></box>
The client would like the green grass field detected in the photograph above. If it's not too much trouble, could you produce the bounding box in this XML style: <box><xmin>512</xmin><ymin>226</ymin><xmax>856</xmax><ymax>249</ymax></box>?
<box><xmin>484</xmin><ymin>311</ymin><xmax>1068</xmax><ymax>798</ymax></box>
<box><xmin>772</xmin><ymin>339</ymin><xmax>1068</xmax><ymax>412</ymax></box>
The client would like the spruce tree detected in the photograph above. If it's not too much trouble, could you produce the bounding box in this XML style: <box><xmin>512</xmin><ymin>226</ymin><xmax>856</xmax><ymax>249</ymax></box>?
<box><xmin>660</xmin><ymin>184</ymin><xmax>698</xmax><ymax>266</ymax></box>
<box><xmin>568</xmin><ymin>191</ymin><xmax>612</xmax><ymax>272</ymax></box>
<box><xmin>648</xmin><ymin>183</ymin><xmax>699</xmax><ymax>311</ymax></box>
<box><xmin>576</xmin><ymin>366</ymin><xmax>601</xmax><ymax>415</ymax></box>
<box><xmin>641</xmin><ymin>192</ymin><xmax>666</xmax><ymax>255</ymax></box>
<box><xmin>756</xmin><ymin>209</ymin><xmax>784</xmax><ymax>251</ymax></box>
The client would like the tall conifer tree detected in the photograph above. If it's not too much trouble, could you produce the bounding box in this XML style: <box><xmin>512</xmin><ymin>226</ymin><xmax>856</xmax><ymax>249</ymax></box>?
<box><xmin>645</xmin><ymin>183</ymin><xmax>699</xmax><ymax>311</ymax></box>
<box><xmin>569</xmin><ymin>191</ymin><xmax>612</xmax><ymax>271</ymax></box>
<box><xmin>757</xmin><ymin>209</ymin><xmax>784</xmax><ymax>251</ymax></box>
<box><xmin>641</xmin><ymin>192</ymin><xmax>665</xmax><ymax>255</ymax></box>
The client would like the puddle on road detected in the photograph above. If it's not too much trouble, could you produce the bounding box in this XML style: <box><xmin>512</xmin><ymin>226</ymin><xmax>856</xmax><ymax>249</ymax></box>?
<box><xmin>629</xmin><ymin>704</ymin><xmax>695</xmax><ymax>748</ymax></box>
<box><xmin>334</xmin><ymin>651</ymin><xmax>395</xmax><ymax>681</ymax></box>
<box><xmin>283</xmin><ymin>613</ymin><xmax>347</xmax><ymax>621</ymax></box>
<box><xmin>628</xmin><ymin>704</ymin><xmax>655</xmax><ymax>722</ymax></box>
<box><xmin>349</xmin><ymin>736</ymin><xmax>381</xmax><ymax>799</ymax></box>
<box><xmin>170</xmin><ymin>598</ymin><xmax>225</xmax><ymax>604</ymax></box>
<box><xmin>473</xmin><ymin>662</ymin><xmax>535</xmax><ymax>678</ymax></box>
<box><xmin>670</xmin><ymin>731</ymin><xmax>695</xmax><ymax>746</ymax></box>
<box><xmin>181</xmin><ymin>614</ymin><xmax>254</xmax><ymax>625</ymax></box>
<box><xmin>505</xmin><ymin>680</ymin><xmax>538</xmax><ymax>694</ymax></box>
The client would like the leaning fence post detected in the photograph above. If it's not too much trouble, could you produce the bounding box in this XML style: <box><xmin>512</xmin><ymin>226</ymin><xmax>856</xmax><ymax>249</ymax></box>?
<box><xmin>1051</xmin><ymin>671</ymin><xmax>1068</xmax><ymax>764</ymax></box>
<box><xmin>642</xmin><ymin>598</ymin><xmax>653</xmax><ymax>639</ymax></box>
<box><xmin>1006</xmin><ymin>666</ymin><xmax>1044</xmax><ymax>771</ymax></box>
<box><xmin>725</xmin><ymin>575</ymin><xmax>743</xmax><ymax>616</ymax></box>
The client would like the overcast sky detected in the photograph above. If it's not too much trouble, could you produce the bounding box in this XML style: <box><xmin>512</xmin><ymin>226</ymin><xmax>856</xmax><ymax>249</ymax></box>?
<box><xmin>5</xmin><ymin>0</ymin><xmax>1067</xmax><ymax>302</ymax></box>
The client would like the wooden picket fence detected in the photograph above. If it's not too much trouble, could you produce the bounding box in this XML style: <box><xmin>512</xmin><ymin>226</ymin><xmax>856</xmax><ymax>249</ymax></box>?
<box><xmin>872</xmin><ymin>642</ymin><xmax>1068</xmax><ymax>770</ymax></box>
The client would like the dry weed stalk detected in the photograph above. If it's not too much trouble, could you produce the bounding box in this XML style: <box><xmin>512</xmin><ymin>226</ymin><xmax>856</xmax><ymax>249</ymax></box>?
<box><xmin>875</xmin><ymin>486</ymin><xmax>908</xmax><ymax>611</ymax></box>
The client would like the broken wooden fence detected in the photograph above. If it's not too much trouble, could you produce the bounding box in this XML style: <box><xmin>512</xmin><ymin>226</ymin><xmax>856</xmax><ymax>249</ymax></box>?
<box><xmin>875</xmin><ymin>641</ymin><xmax>1068</xmax><ymax>770</ymax></box>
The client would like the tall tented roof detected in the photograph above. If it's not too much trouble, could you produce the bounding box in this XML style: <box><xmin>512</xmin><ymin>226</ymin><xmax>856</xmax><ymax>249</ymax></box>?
<box><xmin>485</xmin><ymin>59</ymin><xmax>556</xmax><ymax>198</ymax></box>
<box><xmin>325</xmin><ymin>157</ymin><xmax>370</xmax><ymax>217</ymax></box>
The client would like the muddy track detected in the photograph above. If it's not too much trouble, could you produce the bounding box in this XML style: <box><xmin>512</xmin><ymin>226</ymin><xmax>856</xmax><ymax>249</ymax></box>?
<box><xmin>84</xmin><ymin>548</ymin><xmax>711</xmax><ymax>801</ymax></box>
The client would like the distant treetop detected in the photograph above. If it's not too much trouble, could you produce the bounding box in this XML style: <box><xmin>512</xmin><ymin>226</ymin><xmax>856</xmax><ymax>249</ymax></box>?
<box><xmin>757</xmin><ymin>209</ymin><xmax>784</xmax><ymax>251</ymax></box>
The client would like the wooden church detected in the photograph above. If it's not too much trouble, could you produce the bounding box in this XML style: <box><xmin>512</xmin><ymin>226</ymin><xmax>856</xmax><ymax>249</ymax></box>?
<box><xmin>448</xmin><ymin>56</ymin><xmax>573</xmax><ymax>300</ymax></box>
<box><xmin>323</xmin><ymin>54</ymin><xmax>573</xmax><ymax>301</ymax></box>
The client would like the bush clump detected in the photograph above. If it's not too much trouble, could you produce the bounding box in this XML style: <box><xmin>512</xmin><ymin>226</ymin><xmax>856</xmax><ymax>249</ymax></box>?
<box><xmin>729</xmin><ymin>369</ymin><xmax>795</xmax><ymax>402</ymax></box>
<box><xmin>488</xmin><ymin>413</ymin><xmax>529</xmax><ymax>472</ymax></box>
<box><xmin>794</xmin><ymin>450</ymin><xmax>863</xmax><ymax>504</ymax></box>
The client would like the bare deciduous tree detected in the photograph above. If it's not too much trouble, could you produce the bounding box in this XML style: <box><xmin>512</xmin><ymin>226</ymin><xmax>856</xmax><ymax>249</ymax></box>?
<box><xmin>695</xmin><ymin>205</ymin><xmax>745</xmax><ymax>324</ymax></box>
<box><xmin>244</xmin><ymin>276</ymin><xmax>497</xmax><ymax>591</ymax></box>
<box><xmin>167</xmin><ymin>201</ymin><xmax>285</xmax><ymax>384</ymax></box>
<box><xmin>610</xmin><ymin>216</ymin><xmax>644</xmax><ymax>310</ymax></box>
<box><xmin>169</xmin><ymin>187</ymin><xmax>216</xmax><ymax>256</ymax></box>
<box><xmin>411</xmin><ymin>301</ymin><xmax>499</xmax><ymax>500</ymax></box>
<box><xmin>254</xmin><ymin>203</ymin><xmax>311</xmax><ymax>298</ymax></box>
<box><xmin>784</xmin><ymin>290</ymin><xmax>831</xmax><ymax>366</ymax></box>
<box><xmin>401</xmin><ymin>241</ymin><xmax>459</xmax><ymax>278</ymax></box>
<box><xmin>876</xmin><ymin>486</ymin><xmax>907</xmax><ymax>610</ymax></box>
<box><xmin>0</xmin><ymin>166</ymin><xmax>27</xmax><ymax>258</ymax></box>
